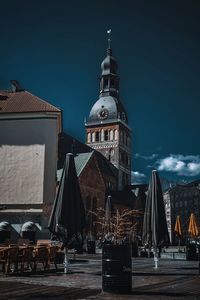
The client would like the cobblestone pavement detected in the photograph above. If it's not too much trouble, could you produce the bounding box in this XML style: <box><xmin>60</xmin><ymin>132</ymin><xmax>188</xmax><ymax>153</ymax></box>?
<box><xmin>0</xmin><ymin>254</ymin><xmax>199</xmax><ymax>299</ymax></box>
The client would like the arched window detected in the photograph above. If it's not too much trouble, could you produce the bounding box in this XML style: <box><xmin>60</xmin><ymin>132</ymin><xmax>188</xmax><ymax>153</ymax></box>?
<box><xmin>92</xmin><ymin>132</ymin><xmax>95</xmax><ymax>142</ymax></box>
<box><xmin>114</xmin><ymin>129</ymin><xmax>118</xmax><ymax>140</ymax></box>
<box><xmin>110</xmin><ymin>130</ymin><xmax>114</xmax><ymax>140</ymax></box>
<box><xmin>110</xmin><ymin>79</ymin><xmax>115</xmax><ymax>88</ymax></box>
<box><xmin>101</xmin><ymin>129</ymin><xmax>104</xmax><ymax>141</ymax></box>
<box><xmin>104</xmin><ymin>77</ymin><xmax>109</xmax><ymax>89</ymax></box>
<box><xmin>104</xmin><ymin>130</ymin><xmax>109</xmax><ymax>141</ymax></box>
<box><xmin>95</xmin><ymin>131</ymin><xmax>100</xmax><ymax>142</ymax></box>
<box><xmin>87</xmin><ymin>132</ymin><xmax>91</xmax><ymax>143</ymax></box>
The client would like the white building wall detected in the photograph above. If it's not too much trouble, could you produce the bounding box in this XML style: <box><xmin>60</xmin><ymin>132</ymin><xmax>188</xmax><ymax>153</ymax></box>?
<box><xmin>0</xmin><ymin>114</ymin><xmax>58</xmax><ymax>205</ymax></box>
<box><xmin>0</xmin><ymin>144</ymin><xmax>45</xmax><ymax>204</ymax></box>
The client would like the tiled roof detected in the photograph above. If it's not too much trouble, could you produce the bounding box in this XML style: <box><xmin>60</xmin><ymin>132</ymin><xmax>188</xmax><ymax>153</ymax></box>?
<box><xmin>57</xmin><ymin>152</ymin><xmax>94</xmax><ymax>181</ymax></box>
<box><xmin>74</xmin><ymin>152</ymin><xmax>94</xmax><ymax>176</ymax></box>
<box><xmin>0</xmin><ymin>90</ymin><xmax>60</xmax><ymax>113</ymax></box>
<box><xmin>57</xmin><ymin>131</ymin><xmax>118</xmax><ymax>181</ymax></box>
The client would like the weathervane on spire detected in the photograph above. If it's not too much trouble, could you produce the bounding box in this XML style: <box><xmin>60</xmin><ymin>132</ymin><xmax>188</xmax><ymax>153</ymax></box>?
<box><xmin>107</xmin><ymin>29</ymin><xmax>111</xmax><ymax>49</ymax></box>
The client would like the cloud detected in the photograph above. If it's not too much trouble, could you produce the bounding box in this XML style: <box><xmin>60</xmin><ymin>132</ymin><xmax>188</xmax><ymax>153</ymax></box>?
<box><xmin>157</xmin><ymin>154</ymin><xmax>200</xmax><ymax>176</ymax></box>
<box><xmin>131</xmin><ymin>171</ymin><xmax>146</xmax><ymax>184</ymax></box>
<box><xmin>135</xmin><ymin>153</ymin><xmax>158</xmax><ymax>160</ymax></box>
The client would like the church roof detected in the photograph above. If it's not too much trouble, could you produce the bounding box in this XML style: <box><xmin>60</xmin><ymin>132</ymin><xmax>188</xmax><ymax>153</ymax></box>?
<box><xmin>57</xmin><ymin>152</ymin><xmax>93</xmax><ymax>181</ymax></box>
<box><xmin>57</xmin><ymin>150</ymin><xmax>117</xmax><ymax>182</ymax></box>
<box><xmin>74</xmin><ymin>152</ymin><xmax>94</xmax><ymax>176</ymax></box>
<box><xmin>0</xmin><ymin>90</ymin><xmax>60</xmax><ymax>114</ymax></box>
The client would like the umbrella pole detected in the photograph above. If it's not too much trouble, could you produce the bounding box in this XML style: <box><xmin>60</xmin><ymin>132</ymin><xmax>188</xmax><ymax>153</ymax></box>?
<box><xmin>154</xmin><ymin>248</ymin><xmax>158</xmax><ymax>269</ymax></box>
<box><xmin>64</xmin><ymin>247</ymin><xmax>70</xmax><ymax>274</ymax></box>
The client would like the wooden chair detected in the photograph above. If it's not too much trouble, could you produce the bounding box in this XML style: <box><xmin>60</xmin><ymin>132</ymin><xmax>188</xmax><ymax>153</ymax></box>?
<box><xmin>32</xmin><ymin>246</ymin><xmax>49</xmax><ymax>272</ymax></box>
<box><xmin>18</xmin><ymin>246</ymin><xmax>34</xmax><ymax>272</ymax></box>
<box><xmin>36</xmin><ymin>240</ymin><xmax>51</xmax><ymax>246</ymax></box>
<box><xmin>47</xmin><ymin>245</ymin><xmax>59</xmax><ymax>270</ymax></box>
<box><xmin>5</xmin><ymin>246</ymin><xmax>19</xmax><ymax>274</ymax></box>
<box><xmin>0</xmin><ymin>248</ymin><xmax>8</xmax><ymax>273</ymax></box>
<box><xmin>17</xmin><ymin>238</ymin><xmax>30</xmax><ymax>246</ymax></box>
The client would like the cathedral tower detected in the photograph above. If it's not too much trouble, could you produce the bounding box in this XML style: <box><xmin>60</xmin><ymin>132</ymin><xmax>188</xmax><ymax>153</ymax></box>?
<box><xmin>85</xmin><ymin>32</ymin><xmax>131</xmax><ymax>190</ymax></box>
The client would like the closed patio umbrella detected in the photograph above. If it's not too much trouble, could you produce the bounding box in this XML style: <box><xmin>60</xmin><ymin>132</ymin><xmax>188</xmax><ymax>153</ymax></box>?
<box><xmin>174</xmin><ymin>215</ymin><xmax>182</xmax><ymax>239</ymax></box>
<box><xmin>188</xmin><ymin>213</ymin><xmax>199</xmax><ymax>238</ymax></box>
<box><xmin>174</xmin><ymin>215</ymin><xmax>182</xmax><ymax>249</ymax></box>
<box><xmin>48</xmin><ymin>153</ymin><xmax>86</xmax><ymax>273</ymax></box>
<box><xmin>188</xmin><ymin>213</ymin><xmax>199</xmax><ymax>268</ymax></box>
<box><xmin>142</xmin><ymin>170</ymin><xmax>170</xmax><ymax>268</ymax></box>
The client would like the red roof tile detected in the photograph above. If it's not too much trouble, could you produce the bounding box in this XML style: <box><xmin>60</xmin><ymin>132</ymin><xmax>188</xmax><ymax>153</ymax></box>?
<box><xmin>0</xmin><ymin>91</ymin><xmax>61</xmax><ymax>114</ymax></box>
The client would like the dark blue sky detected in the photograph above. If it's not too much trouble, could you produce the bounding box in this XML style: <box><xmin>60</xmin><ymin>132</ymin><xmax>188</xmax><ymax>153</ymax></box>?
<box><xmin>1</xmin><ymin>0</ymin><xmax>200</xmax><ymax>183</ymax></box>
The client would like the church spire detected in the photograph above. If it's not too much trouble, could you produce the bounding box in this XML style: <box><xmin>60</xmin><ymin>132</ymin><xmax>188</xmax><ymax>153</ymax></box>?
<box><xmin>107</xmin><ymin>29</ymin><xmax>112</xmax><ymax>56</ymax></box>
<box><xmin>100</xmin><ymin>30</ymin><xmax>119</xmax><ymax>98</ymax></box>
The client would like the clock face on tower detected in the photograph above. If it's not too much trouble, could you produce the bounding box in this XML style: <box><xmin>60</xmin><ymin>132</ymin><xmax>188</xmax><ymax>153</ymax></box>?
<box><xmin>98</xmin><ymin>108</ymin><xmax>109</xmax><ymax>120</ymax></box>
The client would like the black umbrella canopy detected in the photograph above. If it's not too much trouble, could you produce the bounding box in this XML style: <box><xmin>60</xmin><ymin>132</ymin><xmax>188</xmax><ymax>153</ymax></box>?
<box><xmin>142</xmin><ymin>170</ymin><xmax>170</xmax><ymax>249</ymax></box>
<box><xmin>48</xmin><ymin>153</ymin><xmax>86</xmax><ymax>247</ymax></box>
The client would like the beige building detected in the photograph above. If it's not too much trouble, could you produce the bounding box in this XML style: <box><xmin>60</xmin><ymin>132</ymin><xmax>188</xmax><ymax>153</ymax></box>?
<box><xmin>163</xmin><ymin>181</ymin><xmax>200</xmax><ymax>244</ymax></box>
<box><xmin>0</xmin><ymin>81</ymin><xmax>61</xmax><ymax>240</ymax></box>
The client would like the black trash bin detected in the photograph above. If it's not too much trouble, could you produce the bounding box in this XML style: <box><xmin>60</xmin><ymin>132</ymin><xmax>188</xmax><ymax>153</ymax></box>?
<box><xmin>87</xmin><ymin>240</ymin><xmax>96</xmax><ymax>254</ymax></box>
<box><xmin>131</xmin><ymin>242</ymin><xmax>138</xmax><ymax>257</ymax></box>
<box><xmin>102</xmin><ymin>244</ymin><xmax>132</xmax><ymax>293</ymax></box>
<box><xmin>187</xmin><ymin>243</ymin><xmax>197</xmax><ymax>260</ymax></box>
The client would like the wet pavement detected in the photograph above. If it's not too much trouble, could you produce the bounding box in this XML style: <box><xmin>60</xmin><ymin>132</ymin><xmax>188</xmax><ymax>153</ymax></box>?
<box><xmin>0</xmin><ymin>254</ymin><xmax>199</xmax><ymax>299</ymax></box>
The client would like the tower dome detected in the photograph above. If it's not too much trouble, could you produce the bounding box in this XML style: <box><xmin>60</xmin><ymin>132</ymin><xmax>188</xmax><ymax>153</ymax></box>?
<box><xmin>87</xmin><ymin>32</ymin><xmax>128</xmax><ymax>126</ymax></box>
<box><xmin>88</xmin><ymin>95</ymin><xmax>128</xmax><ymax>124</ymax></box>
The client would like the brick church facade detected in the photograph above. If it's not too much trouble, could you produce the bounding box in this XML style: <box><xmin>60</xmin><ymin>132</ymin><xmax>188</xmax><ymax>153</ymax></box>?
<box><xmin>85</xmin><ymin>39</ymin><xmax>131</xmax><ymax>190</ymax></box>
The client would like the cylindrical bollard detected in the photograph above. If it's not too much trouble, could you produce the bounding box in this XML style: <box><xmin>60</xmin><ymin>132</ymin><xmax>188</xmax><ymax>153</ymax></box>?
<box><xmin>102</xmin><ymin>244</ymin><xmax>132</xmax><ymax>293</ymax></box>
<box><xmin>87</xmin><ymin>240</ymin><xmax>96</xmax><ymax>254</ymax></box>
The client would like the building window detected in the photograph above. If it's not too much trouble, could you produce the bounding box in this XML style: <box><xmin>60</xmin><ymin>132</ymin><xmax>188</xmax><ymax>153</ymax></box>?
<box><xmin>101</xmin><ymin>129</ymin><xmax>104</xmax><ymax>141</ymax></box>
<box><xmin>92</xmin><ymin>132</ymin><xmax>95</xmax><ymax>143</ymax></box>
<box><xmin>104</xmin><ymin>78</ymin><xmax>109</xmax><ymax>89</ymax></box>
<box><xmin>110</xmin><ymin>79</ymin><xmax>115</xmax><ymax>88</ymax></box>
<box><xmin>87</xmin><ymin>132</ymin><xmax>91</xmax><ymax>143</ymax></box>
<box><xmin>104</xmin><ymin>130</ymin><xmax>109</xmax><ymax>141</ymax></box>
<box><xmin>114</xmin><ymin>129</ymin><xmax>118</xmax><ymax>140</ymax></box>
<box><xmin>110</xmin><ymin>130</ymin><xmax>114</xmax><ymax>140</ymax></box>
<box><xmin>95</xmin><ymin>131</ymin><xmax>100</xmax><ymax>142</ymax></box>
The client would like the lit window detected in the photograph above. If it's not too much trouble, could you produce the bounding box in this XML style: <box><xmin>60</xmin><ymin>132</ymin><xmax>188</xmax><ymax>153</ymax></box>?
<box><xmin>87</xmin><ymin>132</ymin><xmax>91</xmax><ymax>143</ymax></box>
